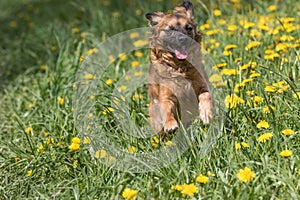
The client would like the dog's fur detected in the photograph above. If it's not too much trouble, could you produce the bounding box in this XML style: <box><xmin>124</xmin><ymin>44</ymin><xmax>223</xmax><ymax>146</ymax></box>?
<box><xmin>146</xmin><ymin>0</ymin><xmax>213</xmax><ymax>135</ymax></box>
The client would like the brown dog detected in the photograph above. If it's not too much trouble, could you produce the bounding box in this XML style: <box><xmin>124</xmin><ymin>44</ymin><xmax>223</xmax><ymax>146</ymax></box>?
<box><xmin>146</xmin><ymin>0</ymin><xmax>213</xmax><ymax>135</ymax></box>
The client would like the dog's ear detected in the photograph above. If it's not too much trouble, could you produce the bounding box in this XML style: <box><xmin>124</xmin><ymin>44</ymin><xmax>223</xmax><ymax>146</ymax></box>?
<box><xmin>145</xmin><ymin>12</ymin><xmax>165</xmax><ymax>26</ymax></box>
<box><xmin>174</xmin><ymin>0</ymin><xmax>194</xmax><ymax>20</ymax></box>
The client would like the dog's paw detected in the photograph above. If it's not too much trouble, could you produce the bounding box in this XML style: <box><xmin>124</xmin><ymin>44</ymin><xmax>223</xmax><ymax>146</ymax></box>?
<box><xmin>164</xmin><ymin>119</ymin><xmax>179</xmax><ymax>133</ymax></box>
<box><xmin>199</xmin><ymin>92</ymin><xmax>213</xmax><ymax>125</ymax></box>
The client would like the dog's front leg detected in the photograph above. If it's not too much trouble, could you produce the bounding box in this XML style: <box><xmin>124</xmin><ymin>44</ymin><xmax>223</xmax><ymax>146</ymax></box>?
<box><xmin>198</xmin><ymin>91</ymin><xmax>213</xmax><ymax>124</ymax></box>
<box><xmin>160</xmin><ymin>91</ymin><xmax>179</xmax><ymax>133</ymax></box>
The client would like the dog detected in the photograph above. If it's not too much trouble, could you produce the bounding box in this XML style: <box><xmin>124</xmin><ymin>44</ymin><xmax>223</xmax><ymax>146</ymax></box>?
<box><xmin>146</xmin><ymin>0</ymin><xmax>213</xmax><ymax>135</ymax></box>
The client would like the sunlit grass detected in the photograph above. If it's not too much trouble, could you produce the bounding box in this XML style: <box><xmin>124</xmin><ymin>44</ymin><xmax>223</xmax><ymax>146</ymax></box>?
<box><xmin>0</xmin><ymin>0</ymin><xmax>299</xmax><ymax>199</ymax></box>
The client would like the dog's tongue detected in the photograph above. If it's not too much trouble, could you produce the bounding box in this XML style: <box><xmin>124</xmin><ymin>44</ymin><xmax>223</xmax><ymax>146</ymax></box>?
<box><xmin>174</xmin><ymin>49</ymin><xmax>188</xmax><ymax>60</ymax></box>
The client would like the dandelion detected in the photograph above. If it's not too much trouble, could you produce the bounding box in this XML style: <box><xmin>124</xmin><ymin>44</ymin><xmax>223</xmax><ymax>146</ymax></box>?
<box><xmin>253</xmin><ymin>96</ymin><xmax>264</xmax><ymax>104</ymax></box>
<box><xmin>95</xmin><ymin>149</ymin><xmax>107</xmax><ymax>158</ymax></box>
<box><xmin>209</xmin><ymin>74</ymin><xmax>222</xmax><ymax>82</ymax></box>
<box><xmin>245</xmin><ymin>41</ymin><xmax>261</xmax><ymax>51</ymax></box>
<box><xmin>108</xmin><ymin>156</ymin><xmax>117</xmax><ymax>163</ymax></box>
<box><xmin>235</xmin><ymin>142</ymin><xmax>249</xmax><ymax>150</ymax></box>
<box><xmin>130</xmin><ymin>32</ymin><xmax>139</xmax><ymax>39</ymax></box>
<box><xmin>25</xmin><ymin>127</ymin><xmax>32</xmax><ymax>135</ymax></box>
<box><xmin>264</xmin><ymin>85</ymin><xmax>277</xmax><ymax>92</ymax></box>
<box><xmin>83</xmin><ymin>137</ymin><xmax>91</xmax><ymax>144</ymax></box>
<box><xmin>15</xmin><ymin>157</ymin><xmax>20</xmax><ymax>162</ymax></box>
<box><xmin>134</xmin><ymin>51</ymin><xmax>143</xmax><ymax>57</ymax></box>
<box><xmin>136</xmin><ymin>9</ymin><xmax>142</xmax><ymax>15</ymax></box>
<box><xmin>57</xmin><ymin>96</ymin><xmax>64</xmax><ymax>105</ymax></box>
<box><xmin>237</xmin><ymin>167</ymin><xmax>255</xmax><ymax>182</ymax></box>
<box><xmin>196</xmin><ymin>174</ymin><xmax>209</xmax><ymax>184</ymax></box>
<box><xmin>118</xmin><ymin>85</ymin><xmax>127</xmax><ymax>91</ymax></box>
<box><xmin>131</xmin><ymin>61</ymin><xmax>140</xmax><ymax>67</ymax></box>
<box><xmin>262</xmin><ymin>105</ymin><xmax>275</xmax><ymax>114</ymax></box>
<box><xmin>280</xmin><ymin>150</ymin><xmax>292</xmax><ymax>157</ymax></box>
<box><xmin>221</xmin><ymin>68</ymin><xmax>239</xmax><ymax>76</ymax></box>
<box><xmin>134</xmin><ymin>71</ymin><xmax>143</xmax><ymax>76</ymax></box>
<box><xmin>213</xmin><ymin>62</ymin><xmax>227</xmax><ymax>69</ymax></box>
<box><xmin>257</xmin><ymin>132</ymin><xmax>273</xmax><ymax>142</ymax></box>
<box><xmin>181</xmin><ymin>183</ymin><xmax>198</xmax><ymax>196</ymax></box>
<box><xmin>102</xmin><ymin>107</ymin><xmax>114</xmax><ymax>115</ymax></box>
<box><xmin>227</xmin><ymin>24</ymin><xmax>238</xmax><ymax>31</ymax></box>
<box><xmin>126</xmin><ymin>146</ymin><xmax>136</xmax><ymax>154</ymax></box>
<box><xmin>84</xmin><ymin>73</ymin><xmax>96</xmax><ymax>80</ymax></box>
<box><xmin>69</xmin><ymin>137</ymin><xmax>80</xmax><ymax>151</ymax></box>
<box><xmin>40</xmin><ymin>65</ymin><xmax>48</xmax><ymax>70</ymax></box>
<box><xmin>207</xmin><ymin>171</ymin><xmax>216</xmax><ymax>177</ymax></box>
<box><xmin>122</xmin><ymin>188</ymin><xmax>138</xmax><ymax>200</ymax></box>
<box><xmin>267</xmin><ymin>5</ymin><xmax>277</xmax><ymax>12</ymax></box>
<box><xmin>112</xmin><ymin>12</ymin><xmax>120</xmax><ymax>17</ymax></box>
<box><xmin>72</xmin><ymin>27</ymin><xmax>80</xmax><ymax>34</ymax></box>
<box><xmin>225</xmin><ymin>94</ymin><xmax>245</xmax><ymax>108</ymax></box>
<box><xmin>118</xmin><ymin>53</ymin><xmax>127</xmax><ymax>61</ymax></box>
<box><xmin>26</xmin><ymin>169</ymin><xmax>33</xmax><ymax>177</ymax></box>
<box><xmin>133</xmin><ymin>40</ymin><xmax>149</xmax><ymax>47</ymax></box>
<box><xmin>80</xmin><ymin>32</ymin><xmax>87</xmax><ymax>39</ymax></box>
<box><xmin>171</xmin><ymin>185</ymin><xmax>182</xmax><ymax>191</ymax></box>
<box><xmin>257</xmin><ymin>120</ymin><xmax>270</xmax><ymax>129</ymax></box>
<box><xmin>165</xmin><ymin>141</ymin><xmax>175</xmax><ymax>146</ymax></box>
<box><xmin>213</xmin><ymin>9</ymin><xmax>222</xmax><ymax>16</ymax></box>
<box><xmin>292</xmin><ymin>92</ymin><xmax>300</xmax><ymax>99</ymax></box>
<box><xmin>105</xmin><ymin>79</ymin><xmax>113</xmax><ymax>85</ymax></box>
<box><xmin>281</xmin><ymin>129</ymin><xmax>295</xmax><ymax>136</ymax></box>
<box><xmin>73</xmin><ymin>160</ymin><xmax>78</xmax><ymax>168</ymax></box>
<box><xmin>150</xmin><ymin>136</ymin><xmax>160</xmax><ymax>148</ymax></box>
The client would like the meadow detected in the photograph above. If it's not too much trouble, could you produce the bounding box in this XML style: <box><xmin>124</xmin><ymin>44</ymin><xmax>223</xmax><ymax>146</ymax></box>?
<box><xmin>0</xmin><ymin>0</ymin><xmax>299</xmax><ymax>199</ymax></box>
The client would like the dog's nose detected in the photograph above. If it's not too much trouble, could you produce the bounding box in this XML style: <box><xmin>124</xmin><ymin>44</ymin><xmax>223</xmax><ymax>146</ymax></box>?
<box><xmin>178</xmin><ymin>35</ymin><xmax>188</xmax><ymax>43</ymax></box>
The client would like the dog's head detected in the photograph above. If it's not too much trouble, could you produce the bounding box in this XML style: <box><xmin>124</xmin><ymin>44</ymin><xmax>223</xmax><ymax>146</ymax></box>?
<box><xmin>146</xmin><ymin>0</ymin><xmax>201</xmax><ymax>61</ymax></box>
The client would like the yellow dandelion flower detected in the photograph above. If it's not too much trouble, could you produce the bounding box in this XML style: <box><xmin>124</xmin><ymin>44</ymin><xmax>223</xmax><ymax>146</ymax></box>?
<box><xmin>131</xmin><ymin>61</ymin><xmax>140</xmax><ymax>67</ymax></box>
<box><xmin>40</xmin><ymin>65</ymin><xmax>48</xmax><ymax>70</ymax></box>
<box><xmin>44</xmin><ymin>132</ymin><xmax>49</xmax><ymax>137</ymax></box>
<box><xmin>84</xmin><ymin>73</ymin><xmax>96</xmax><ymax>80</ymax></box>
<box><xmin>133</xmin><ymin>40</ymin><xmax>149</xmax><ymax>47</ymax></box>
<box><xmin>72</xmin><ymin>137</ymin><xmax>80</xmax><ymax>144</ymax></box>
<box><xmin>73</xmin><ymin>160</ymin><xmax>78</xmax><ymax>168</ymax></box>
<box><xmin>171</xmin><ymin>184</ymin><xmax>182</xmax><ymax>191</ymax></box>
<box><xmin>236</xmin><ymin>142</ymin><xmax>249</xmax><ymax>150</ymax></box>
<box><xmin>207</xmin><ymin>171</ymin><xmax>216</xmax><ymax>177</ymax></box>
<box><xmin>95</xmin><ymin>149</ymin><xmax>107</xmax><ymax>159</ymax></box>
<box><xmin>15</xmin><ymin>157</ymin><xmax>20</xmax><ymax>162</ymax></box>
<box><xmin>165</xmin><ymin>141</ymin><xmax>175</xmax><ymax>146</ymax></box>
<box><xmin>280</xmin><ymin>150</ymin><xmax>292</xmax><ymax>157</ymax></box>
<box><xmin>257</xmin><ymin>132</ymin><xmax>273</xmax><ymax>142</ymax></box>
<box><xmin>112</xmin><ymin>12</ymin><xmax>120</xmax><ymax>17</ymax></box>
<box><xmin>118</xmin><ymin>85</ymin><xmax>127</xmax><ymax>91</ymax></box>
<box><xmin>26</xmin><ymin>169</ymin><xmax>33</xmax><ymax>177</ymax></box>
<box><xmin>227</xmin><ymin>24</ymin><xmax>238</xmax><ymax>31</ymax></box>
<box><xmin>262</xmin><ymin>105</ymin><xmax>275</xmax><ymax>114</ymax></box>
<box><xmin>253</xmin><ymin>96</ymin><xmax>264</xmax><ymax>104</ymax></box>
<box><xmin>237</xmin><ymin>167</ymin><xmax>255</xmax><ymax>182</ymax></box>
<box><xmin>108</xmin><ymin>156</ymin><xmax>116</xmax><ymax>163</ymax></box>
<box><xmin>83</xmin><ymin>137</ymin><xmax>91</xmax><ymax>144</ymax></box>
<box><xmin>245</xmin><ymin>41</ymin><xmax>261</xmax><ymax>51</ymax></box>
<box><xmin>105</xmin><ymin>79</ymin><xmax>113</xmax><ymax>85</ymax></box>
<box><xmin>80</xmin><ymin>32</ymin><xmax>87</xmax><ymax>39</ymax></box>
<box><xmin>293</xmin><ymin>92</ymin><xmax>300</xmax><ymax>99</ymax></box>
<box><xmin>118</xmin><ymin>53</ymin><xmax>127</xmax><ymax>61</ymax></box>
<box><xmin>281</xmin><ymin>129</ymin><xmax>295</xmax><ymax>136</ymax></box>
<box><xmin>72</xmin><ymin>27</ymin><xmax>80</xmax><ymax>34</ymax></box>
<box><xmin>150</xmin><ymin>136</ymin><xmax>160</xmax><ymax>148</ymax></box>
<box><xmin>224</xmin><ymin>44</ymin><xmax>237</xmax><ymax>51</ymax></box>
<box><xmin>256</xmin><ymin>120</ymin><xmax>270</xmax><ymax>129</ymax></box>
<box><xmin>267</xmin><ymin>5</ymin><xmax>277</xmax><ymax>12</ymax></box>
<box><xmin>280</xmin><ymin>35</ymin><xmax>294</xmax><ymax>42</ymax></box>
<box><xmin>196</xmin><ymin>174</ymin><xmax>209</xmax><ymax>184</ymax></box>
<box><xmin>225</xmin><ymin>94</ymin><xmax>245</xmax><ymax>108</ymax></box>
<box><xmin>134</xmin><ymin>51</ymin><xmax>143</xmax><ymax>57</ymax></box>
<box><xmin>122</xmin><ymin>188</ymin><xmax>138</xmax><ymax>200</ymax></box>
<box><xmin>213</xmin><ymin>9</ymin><xmax>222</xmax><ymax>17</ymax></box>
<box><xmin>209</xmin><ymin>74</ymin><xmax>222</xmax><ymax>83</ymax></box>
<box><xmin>125</xmin><ymin>75</ymin><xmax>131</xmax><ymax>81</ymax></box>
<box><xmin>57</xmin><ymin>96</ymin><xmax>64</xmax><ymax>105</ymax></box>
<box><xmin>181</xmin><ymin>183</ymin><xmax>198</xmax><ymax>196</ymax></box>
<box><xmin>25</xmin><ymin>127</ymin><xmax>32</xmax><ymax>135</ymax></box>
<box><xmin>126</xmin><ymin>146</ymin><xmax>136</xmax><ymax>154</ymax></box>
<box><xmin>9</xmin><ymin>20</ymin><xmax>17</xmax><ymax>28</ymax></box>
<box><xmin>134</xmin><ymin>71</ymin><xmax>143</xmax><ymax>76</ymax></box>
<box><xmin>135</xmin><ymin>9</ymin><xmax>142</xmax><ymax>15</ymax></box>
<box><xmin>213</xmin><ymin>63</ymin><xmax>227</xmax><ymax>69</ymax></box>
<box><xmin>130</xmin><ymin>32</ymin><xmax>139</xmax><ymax>39</ymax></box>
<box><xmin>264</xmin><ymin>85</ymin><xmax>277</xmax><ymax>92</ymax></box>
<box><xmin>221</xmin><ymin>68</ymin><xmax>239</xmax><ymax>76</ymax></box>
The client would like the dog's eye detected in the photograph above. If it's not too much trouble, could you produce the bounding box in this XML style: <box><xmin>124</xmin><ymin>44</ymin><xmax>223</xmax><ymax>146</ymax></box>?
<box><xmin>185</xmin><ymin>24</ymin><xmax>193</xmax><ymax>31</ymax></box>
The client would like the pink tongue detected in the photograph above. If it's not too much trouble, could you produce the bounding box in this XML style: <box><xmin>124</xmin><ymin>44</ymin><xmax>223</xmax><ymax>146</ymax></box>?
<box><xmin>174</xmin><ymin>49</ymin><xmax>188</xmax><ymax>60</ymax></box>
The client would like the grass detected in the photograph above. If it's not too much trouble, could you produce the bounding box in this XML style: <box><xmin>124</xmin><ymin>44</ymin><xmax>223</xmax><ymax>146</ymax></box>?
<box><xmin>0</xmin><ymin>0</ymin><xmax>299</xmax><ymax>199</ymax></box>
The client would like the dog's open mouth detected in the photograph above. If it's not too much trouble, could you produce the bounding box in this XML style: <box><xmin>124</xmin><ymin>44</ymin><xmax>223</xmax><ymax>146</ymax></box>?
<box><xmin>174</xmin><ymin>48</ymin><xmax>188</xmax><ymax>60</ymax></box>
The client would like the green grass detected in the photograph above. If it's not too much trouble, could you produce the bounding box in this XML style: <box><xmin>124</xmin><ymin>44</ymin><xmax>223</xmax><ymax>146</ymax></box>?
<box><xmin>0</xmin><ymin>0</ymin><xmax>299</xmax><ymax>199</ymax></box>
